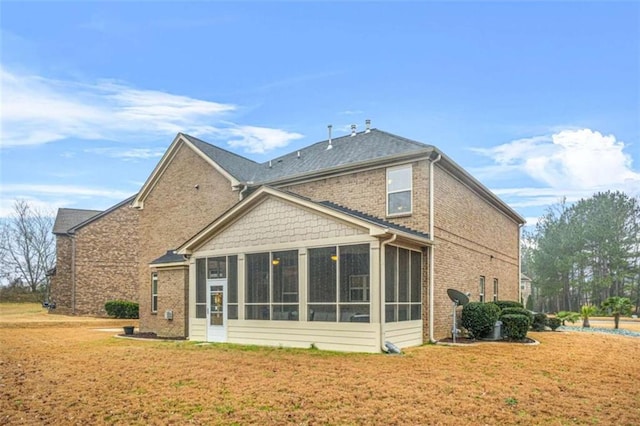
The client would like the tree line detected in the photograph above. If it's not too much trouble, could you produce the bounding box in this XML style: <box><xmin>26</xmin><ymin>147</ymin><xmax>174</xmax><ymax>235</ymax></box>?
<box><xmin>523</xmin><ymin>191</ymin><xmax>640</xmax><ymax>314</ymax></box>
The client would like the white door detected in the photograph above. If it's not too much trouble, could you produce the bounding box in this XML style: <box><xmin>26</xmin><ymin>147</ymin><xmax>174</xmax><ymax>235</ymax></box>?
<box><xmin>207</xmin><ymin>279</ymin><xmax>227</xmax><ymax>342</ymax></box>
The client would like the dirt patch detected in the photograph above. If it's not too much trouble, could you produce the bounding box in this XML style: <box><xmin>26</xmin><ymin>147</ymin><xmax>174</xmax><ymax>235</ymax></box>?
<box><xmin>118</xmin><ymin>332</ymin><xmax>187</xmax><ymax>340</ymax></box>
<box><xmin>1</xmin><ymin>304</ymin><xmax>639</xmax><ymax>425</ymax></box>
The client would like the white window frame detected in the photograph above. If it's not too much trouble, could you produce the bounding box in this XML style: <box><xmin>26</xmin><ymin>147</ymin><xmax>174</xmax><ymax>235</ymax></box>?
<box><xmin>479</xmin><ymin>276</ymin><xmax>485</xmax><ymax>303</ymax></box>
<box><xmin>151</xmin><ymin>272</ymin><xmax>158</xmax><ymax>313</ymax></box>
<box><xmin>386</xmin><ymin>164</ymin><xmax>413</xmax><ymax>217</ymax></box>
<box><xmin>493</xmin><ymin>278</ymin><xmax>499</xmax><ymax>302</ymax></box>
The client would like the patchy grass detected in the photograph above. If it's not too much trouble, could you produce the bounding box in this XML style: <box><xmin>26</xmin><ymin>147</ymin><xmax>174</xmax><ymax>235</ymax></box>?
<box><xmin>1</xmin><ymin>303</ymin><xmax>639</xmax><ymax>425</ymax></box>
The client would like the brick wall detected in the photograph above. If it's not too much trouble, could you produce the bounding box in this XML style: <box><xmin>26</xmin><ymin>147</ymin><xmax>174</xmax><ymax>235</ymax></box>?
<box><xmin>138</xmin><ymin>142</ymin><xmax>239</xmax><ymax>335</ymax></box>
<box><xmin>283</xmin><ymin>160</ymin><xmax>430</xmax><ymax>233</ymax></box>
<box><xmin>153</xmin><ymin>266</ymin><xmax>189</xmax><ymax>338</ymax></box>
<box><xmin>50</xmin><ymin>236</ymin><xmax>73</xmax><ymax>314</ymax></box>
<box><xmin>431</xmin><ymin>166</ymin><xmax>520</xmax><ymax>339</ymax></box>
<box><xmin>72</xmin><ymin>203</ymin><xmax>140</xmax><ymax>316</ymax></box>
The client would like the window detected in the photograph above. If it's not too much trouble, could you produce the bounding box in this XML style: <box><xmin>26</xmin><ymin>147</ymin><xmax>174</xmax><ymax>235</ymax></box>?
<box><xmin>151</xmin><ymin>272</ymin><xmax>158</xmax><ymax>313</ymax></box>
<box><xmin>493</xmin><ymin>278</ymin><xmax>499</xmax><ymax>302</ymax></box>
<box><xmin>196</xmin><ymin>259</ymin><xmax>206</xmax><ymax>318</ymax></box>
<box><xmin>387</xmin><ymin>165</ymin><xmax>412</xmax><ymax>216</ymax></box>
<box><xmin>308</xmin><ymin>244</ymin><xmax>370</xmax><ymax>322</ymax></box>
<box><xmin>384</xmin><ymin>246</ymin><xmax>422</xmax><ymax>323</ymax></box>
<box><xmin>479</xmin><ymin>276</ymin><xmax>486</xmax><ymax>302</ymax></box>
<box><xmin>245</xmin><ymin>251</ymin><xmax>299</xmax><ymax>321</ymax></box>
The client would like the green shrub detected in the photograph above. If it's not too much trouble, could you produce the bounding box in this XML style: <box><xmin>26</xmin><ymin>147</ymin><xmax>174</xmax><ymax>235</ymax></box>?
<box><xmin>531</xmin><ymin>312</ymin><xmax>548</xmax><ymax>331</ymax></box>
<box><xmin>501</xmin><ymin>314</ymin><xmax>530</xmax><ymax>340</ymax></box>
<box><xmin>547</xmin><ymin>317</ymin><xmax>562</xmax><ymax>331</ymax></box>
<box><xmin>500</xmin><ymin>307</ymin><xmax>533</xmax><ymax>325</ymax></box>
<box><xmin>461</xmin><ymin>302</ymin><xmax>501</xmax><ymax>339</ymax></box>
<box><xmin>556</xmin><ymin>311</ymin><xmax>580</xmax><ymax>325</ymax></box>
<box><xmin>105</xmin><ymin>300</ymin><xmax>139</xmax><ymax>319</ymax></box>
<box><xmin>492</xmin><ymin>300</ymin><xmax>524</xmax><ymax>311</ymax></box>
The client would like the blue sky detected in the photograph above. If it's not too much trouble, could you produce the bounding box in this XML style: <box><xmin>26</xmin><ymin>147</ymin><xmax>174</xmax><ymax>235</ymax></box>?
<box><xmin>1</xmin><ymin>1</ymin><xmax>639</xmax><ymax>226</ymax></box>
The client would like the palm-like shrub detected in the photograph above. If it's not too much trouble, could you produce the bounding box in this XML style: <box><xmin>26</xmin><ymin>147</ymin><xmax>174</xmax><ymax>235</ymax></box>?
<box><xmin>556</xmin><ymin>311</ymin><xmax>580</xmax><ymax>325</ymax></box>
<box><xmin>601</xmin><ymin>297</ymin><xmax>633</xmax><ymax>329</ymax></box>
<box><xmin>580</xmin><ymin>305</ymin><xmax>597</xmax><ymax>328</ymax></box>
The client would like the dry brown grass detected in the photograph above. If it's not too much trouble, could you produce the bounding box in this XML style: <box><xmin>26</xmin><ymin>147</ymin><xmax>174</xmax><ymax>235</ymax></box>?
<box><xmin>1</xmin><ymin>304</ymin><xmax>639</xmax><ymax>425</ymax></box>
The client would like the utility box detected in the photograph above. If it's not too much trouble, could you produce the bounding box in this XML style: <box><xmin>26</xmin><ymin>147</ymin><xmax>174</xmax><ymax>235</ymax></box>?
<box><xmin>489</xmin><ymin>321</ymin><xmax>502</xmax><ymax>340</ymax></box>
<box><xmin>164</xmin><ymin>310</ymin><xmax>173</xmax><ymax>320</ymax></box>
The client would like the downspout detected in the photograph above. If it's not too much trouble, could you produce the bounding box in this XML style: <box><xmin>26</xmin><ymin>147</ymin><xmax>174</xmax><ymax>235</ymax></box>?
<box><xmin>70</xmin><ymin>233</ymin><xmax>77</xmax><ymax>315</ymax></box>
<box><xmin>239</xmin><ymin>184</ymin><xmax>249</xmax><ymax>201</ymax></box>
<box><xmin>518</xmin><ymin>223</ymin><xmax>523</xmax><ymax>305</ymax></box>
<box><xmin>428</xmin><ymin>153</ymin><xmax>442</xmax><ymax>343</ymax></box>
<box><xmin>380</xmin><ymin>233</ymin><xmax>397</xmax><ymax>352</ymax></box>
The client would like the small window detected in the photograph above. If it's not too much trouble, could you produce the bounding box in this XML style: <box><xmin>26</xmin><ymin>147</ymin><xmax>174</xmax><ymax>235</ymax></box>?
<box><xmin>151</xmin><ymin>272</ymin><xmax>158</xmax><ymax>313</ymax></box>
<box><xmin>479</xmin><ymin>276</ymin><xmax>485</xmax><ymax>303</ymax></box>
<box><xmin>387</xmin><ymin>165</ymin><xmax>412</xmax><ymax>216</ymax></box>
<box><xmin>493</xmin><ymin>278</ymin><xmax>499</xmax><ymax>302</ymax></box>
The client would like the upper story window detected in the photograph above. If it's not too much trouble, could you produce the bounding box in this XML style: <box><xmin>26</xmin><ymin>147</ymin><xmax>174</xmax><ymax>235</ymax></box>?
<box><xmin>479</xmin><ymin>276</ymin><xmax>486</xmax><ymax>303</ymax></box>
<box><xmin>387</xmin><ymin>165</ymin><xmax>412</xmax><ymax>216</ymax></box>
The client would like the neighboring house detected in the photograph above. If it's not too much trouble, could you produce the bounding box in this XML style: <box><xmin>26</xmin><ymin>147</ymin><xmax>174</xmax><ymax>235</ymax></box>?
<box><xmin>51</xmin><ymin>124</ymin><xmax>525</xmax><ymax>352</ymax></box>
<box><xmin>520</xmin><ymin>274</ymin><xmax>532</xmax><ymax>307</ymax></box>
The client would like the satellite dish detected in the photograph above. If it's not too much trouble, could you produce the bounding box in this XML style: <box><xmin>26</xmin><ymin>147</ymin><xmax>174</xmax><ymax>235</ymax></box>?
<box><xmin>447</xmin><ymin>288</ymin><xmax>469</xmax><ymax>344</ymax></box>
<box><xmin>447</xmin><ymin>288</ymin><xmax>469</xmax><ymax>306</ymax></box>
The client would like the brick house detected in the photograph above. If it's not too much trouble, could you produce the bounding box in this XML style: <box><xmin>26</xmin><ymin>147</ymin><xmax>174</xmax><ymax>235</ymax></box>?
<box><xmin>51</xmin><ymin>125</ymin><xmax>524</xmax><ymax>352</ymax></box>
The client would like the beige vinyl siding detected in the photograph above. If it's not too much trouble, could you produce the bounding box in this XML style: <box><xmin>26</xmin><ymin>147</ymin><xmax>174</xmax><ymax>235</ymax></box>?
<box><xmin>227</xmin><ymin>320</ymin><xmax>380</xmax><ymax>353</ymax></box>
<box><xmin>384</xmin><ymin>321</ymin><xmax>423</xmax><ymax>348</ymax></box>
<box><xmin>189</xmin><ymin>318</ymin><xmax>207</xmax><ymax>341</ymax></box>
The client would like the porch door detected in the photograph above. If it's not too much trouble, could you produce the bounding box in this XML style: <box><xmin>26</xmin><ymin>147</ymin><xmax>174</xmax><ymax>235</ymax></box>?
<box><xmin>207</xmin><ymin>279</ymin><xmax>227</xmax><ymax>342</ymax></box>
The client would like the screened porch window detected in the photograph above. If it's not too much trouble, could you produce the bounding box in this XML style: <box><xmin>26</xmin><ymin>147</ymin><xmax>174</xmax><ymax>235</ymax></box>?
<box><xmin>245</xmin><ymin>251</ymin><xmax>299</xmax><ymax>321</ymax></box>
<box><xmin>308</xmin><ymin>244</ymin><xmax>370</xmax><ymax>322</ymax></box>
<box><xmin>384</xmin><ymin>246</ymin><xmax>422</xmax><ymax>322</ymax></box>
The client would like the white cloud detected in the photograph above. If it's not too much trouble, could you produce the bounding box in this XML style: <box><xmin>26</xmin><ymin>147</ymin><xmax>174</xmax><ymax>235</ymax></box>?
<box><xmin>85</xmin><ymin>147</ymin><xmax>165</xmax><ymax>160</ymax></box>
<box><xmin>224</xmin><ymin>125</ymin><xmax>304</xmax><ymax>154</ymax></box>
<box><xmin>0</xmin><ymin>66</ymin><xmax>304</xmax><ymax>154</ymax></box>
<box><xmin>475</xmin><ymin>129</ymin><xmax>640</xmax><ymax>191</ymax></box>
<box><xmin>474</xmin><ymin>129</ymin><xmax>640</xmax><ymax>213</ymax></box>
<box><xmin>1</xmin><ymin>184</ymin><xmax>132</xmax><ymax>200</ymax></box>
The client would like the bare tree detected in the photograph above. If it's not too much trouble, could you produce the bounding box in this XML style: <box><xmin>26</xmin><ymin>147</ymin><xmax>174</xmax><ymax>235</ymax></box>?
<box><xmin>0</xmin><ymin>200</ymin><xmax>55</xmax><ymax>293</ymax></box>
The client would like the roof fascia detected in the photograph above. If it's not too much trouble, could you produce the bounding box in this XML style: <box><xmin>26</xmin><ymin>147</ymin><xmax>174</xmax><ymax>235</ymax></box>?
<box><xmin>132</xmin><ymin>134</ymin><xmax>240</xmax><ymax>209</ymax></box>
<box><xmin>149</xmin><ymin>261</ymin><xmax>188</xmax><ymax>268</ymax></box>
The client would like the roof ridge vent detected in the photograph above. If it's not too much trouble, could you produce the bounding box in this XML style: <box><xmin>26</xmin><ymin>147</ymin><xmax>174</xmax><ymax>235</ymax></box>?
<box><xmin>327</xmin><ymin>124</ymin><xmax>333</xmax><ymax>150</ymax></box>
<box><xmin>365</xmin><ymin>119</ymin><xmax>371</xmax><ymax>133</ymax></box>
<box><xmin>350</xmin><ymin>124</ymin><xmax>357</xmax><ymax>136</ymax></box>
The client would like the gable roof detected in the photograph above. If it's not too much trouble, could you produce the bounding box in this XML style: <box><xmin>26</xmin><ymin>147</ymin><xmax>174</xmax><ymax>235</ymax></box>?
<box><xmin>53</xmin><ymin>208</ymin><xmax>102</xmax><ymax>235</ymax></box>
<box><xmin>178</xmin><ymin>186</ymin><xmax>433</xmax><ymax>254</ymax></box>
<box><xmin>63</xmin><ymin>195</ymin><xmax>137</xmax><ymax>235</ymax></box>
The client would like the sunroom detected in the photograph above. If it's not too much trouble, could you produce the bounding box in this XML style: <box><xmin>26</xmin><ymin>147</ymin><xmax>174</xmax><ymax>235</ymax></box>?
<box><xmin>177</xmin><ymin>187</ymin><xmax>431</xmax><ymax>353</ymax></box>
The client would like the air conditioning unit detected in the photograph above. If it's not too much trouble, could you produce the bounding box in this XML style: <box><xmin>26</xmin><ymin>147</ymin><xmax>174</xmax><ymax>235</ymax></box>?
<box><xmin>164</xmin><ymin>310</ymin><xmax>173</xmax><ymax>320</ymax></box>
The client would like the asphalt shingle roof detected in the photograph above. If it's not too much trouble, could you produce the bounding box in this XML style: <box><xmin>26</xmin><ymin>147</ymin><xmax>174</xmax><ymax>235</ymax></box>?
<box><xmin>182</xmin><ymin>134</ymin><xmax>261</xmax><ymax>182</ymax></box>
<box><xmin>184</xmin><ymin>129</ymin><xmax>432</xmax><ymax>185</ymax></box>
<box><xmin>53</xmin><ymin>208</ymin><xmax>102</xmax><ymax>234</ymax></box>
<box><xmin>150</xmin><ymin>250</ymin><xmax>187</xmax><ymax>265</ymax></box>
<box><xmin>317</xmin><ymin>200</ymin><xmax>430</xmax><ymax>240</ymax></box>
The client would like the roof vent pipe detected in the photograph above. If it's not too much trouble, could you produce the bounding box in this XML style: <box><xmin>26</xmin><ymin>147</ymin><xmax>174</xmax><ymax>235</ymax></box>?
<box><xmin>365</xmin><ymin>119</ymin><xmax>371</xmax><ymax>133</ymax></box>
<box><xmin>327</xmin><ymin>124</ymin><xmax>333</xmax><ymax>150</ymax></box>
<box><xmin>350</xmin><ymin>124</ymin><xmax>357</xmax><ymax>136</ymax></box>
<box><xmin>269</xmin><ymin>160</ymin><xmax>272</xmax><ymax>168</ymax></box>
<box><xmin>297</xmin><ymin>150</ymin><xmax>301</xmax><ymax>158</ymax></box>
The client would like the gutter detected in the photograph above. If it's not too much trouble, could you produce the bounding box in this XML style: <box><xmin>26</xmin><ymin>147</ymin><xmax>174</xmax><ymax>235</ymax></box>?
<box><xmin>379</xmin><ymin>233</ymin><xmax>397</xmax><ymax>352</ymax></box>
<box><xmin>428</xmin><ymin>154</ymin><xmax>442</xmax><ymax>343</ymax></box>
<box><xmin>239</xmin><ymin>183</ymin><xmax>249</xmax><ymax>201</ymax></box>
<box><xmin>518</xmin><ymin>223</ymin><xmax>523</xmax><ymax>304</ymax></box>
